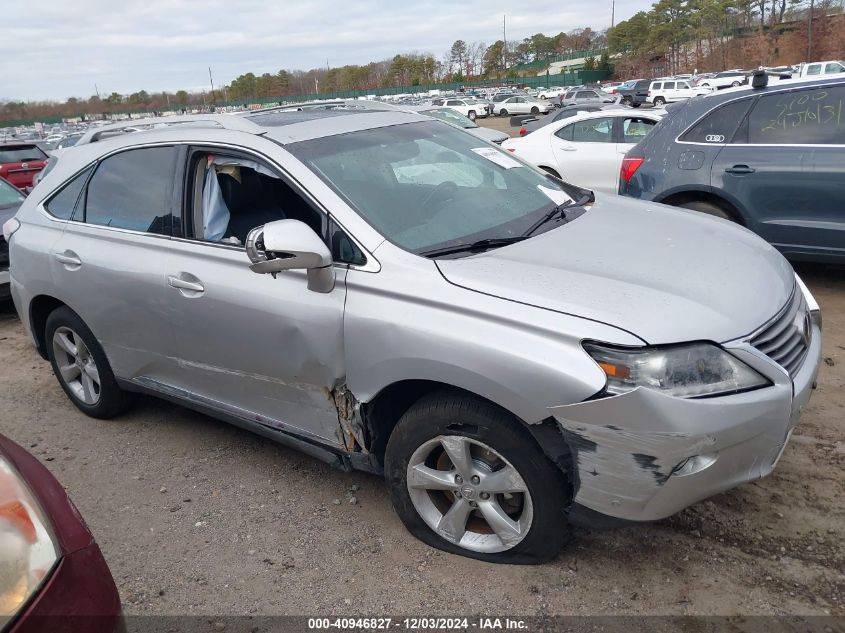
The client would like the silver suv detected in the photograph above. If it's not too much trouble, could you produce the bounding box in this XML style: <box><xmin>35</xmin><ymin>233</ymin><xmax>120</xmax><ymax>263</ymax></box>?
<box><xmin>3</xmin><ymin>109</ymin><xmax>821</xmax><ymax>563</ymax></box>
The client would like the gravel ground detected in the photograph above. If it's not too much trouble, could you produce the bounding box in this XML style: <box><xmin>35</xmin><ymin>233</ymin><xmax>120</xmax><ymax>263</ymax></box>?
<box><xmin>0</xmin><ymin>262</ymin><xmax>842</xmax><ymax>617</ymax></box>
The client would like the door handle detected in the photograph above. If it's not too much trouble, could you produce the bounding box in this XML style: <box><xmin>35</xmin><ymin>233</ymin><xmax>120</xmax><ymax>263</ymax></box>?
<box><xmin>55</xmin><ymin>251</ymin><xmax>82</xmax><ymax>267</ymax></box>
<box><xmin>167</xmin><ymin>275</ymin><xmax>205</xmax><ymax>293</ymax></box>
<box><xmin>561</xmin><ymin>146</ymin><xmax>577</xmax><ymax>151</ymax></box>
<box><xmin>725</xmin><ymin>165</ymin><xmax>756</xmax><ymax>175</ymax></box>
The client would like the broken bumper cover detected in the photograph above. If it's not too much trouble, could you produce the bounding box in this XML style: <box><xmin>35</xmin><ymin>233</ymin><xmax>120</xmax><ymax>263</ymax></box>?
<box><xmin>550</xmin><ymin>322</ymin><xmax>821</xmax><ymax>523</ymax></box>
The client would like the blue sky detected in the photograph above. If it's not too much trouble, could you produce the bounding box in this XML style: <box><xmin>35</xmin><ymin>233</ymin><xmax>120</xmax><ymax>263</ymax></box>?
<box><xmin>4</xmin><ymin>0</ymin><xmax>647</xmax><ymax>101</ymax></box>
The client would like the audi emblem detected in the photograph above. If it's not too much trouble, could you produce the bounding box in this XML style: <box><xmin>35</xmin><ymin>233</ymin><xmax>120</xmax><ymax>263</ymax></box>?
<box><xmin>705</xmin><ymin>135</ymin><xmax>725</xmax><ymax>143</ymax></box>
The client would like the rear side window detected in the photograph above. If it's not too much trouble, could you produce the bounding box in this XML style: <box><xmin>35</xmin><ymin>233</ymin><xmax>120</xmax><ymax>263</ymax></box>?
<box><xmin>664</xmin><ymin>82</ymin><xmax>675</xmax><ymax>89</ymax></box>
<box><xmin>571</xmin><ymin>117</ymin><xmax>614</xmax><ymax>142</ymax></box>
<box><xmin>679</xmin><ymin>98</ymin><xmax>754</xmax><ymax>143</ymax></box>
<box><xmin>82</xmin><ymin>147</ymin><xmax>177</xmax><ymax>234</ymax></box>
<box><xmin>45</xmin><ymin>166</ymin><xmax>93</xmax><ymax>220</ymax></box>
<box><xmin>749</xmin><ymin>86</ymin><xmax>845</xmax><ymax>144</ymax></box>
<box><xmin>622</xmin><ymin>117</ymin><xmax>657</xmax><ymax>143</ymax></box>
<box><xmin>805</xmin><ymin>64</ymin><xmax>822</xmax><ymax>76</ymax></box>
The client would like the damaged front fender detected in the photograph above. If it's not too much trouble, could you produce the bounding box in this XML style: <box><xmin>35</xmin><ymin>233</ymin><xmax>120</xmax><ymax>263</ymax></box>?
<box><xmin>550</xmin><ymin>383</ymin><xmax>794</xmax><ymax>522</ymax></box>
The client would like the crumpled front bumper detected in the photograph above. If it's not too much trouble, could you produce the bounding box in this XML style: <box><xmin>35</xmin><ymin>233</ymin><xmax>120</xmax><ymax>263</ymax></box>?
<box><xmin>550</xmin><ymin>316</ymin><xmax>822</xmax><ymax>524</ymax></box>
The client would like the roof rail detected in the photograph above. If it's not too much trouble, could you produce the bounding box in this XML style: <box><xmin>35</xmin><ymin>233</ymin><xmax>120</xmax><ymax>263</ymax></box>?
<box><xmin>76</xmin><ymin>114</ymin><xmax>263</xmax><ymax>146</ymax></box>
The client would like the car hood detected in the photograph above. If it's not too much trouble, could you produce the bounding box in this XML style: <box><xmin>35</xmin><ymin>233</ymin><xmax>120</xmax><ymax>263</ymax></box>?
<box><xmin>468</xmin><ymin>127</ymin><xmax>509</xmax><ymax>143</ymax></box>
<box><xmin>435</xmin><ymin>197</ymin><xmax>795</xmax><ymax>344</ymax></box>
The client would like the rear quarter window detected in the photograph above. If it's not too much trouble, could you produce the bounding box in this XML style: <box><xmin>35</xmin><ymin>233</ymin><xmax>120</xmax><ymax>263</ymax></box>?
<box><xmin>44</xmin><ymin>166</ymin><xmax>94</xmax><ymax>220</ymax></box>
<box><xmin>0</xmin><ymin>146</ymin><xmax>48</xmax><ymax>163</ymax></box>
<box><xmin>679</xmin><ymin>98</ymin><xmax>754</xmax><ymax>143</ymax></box>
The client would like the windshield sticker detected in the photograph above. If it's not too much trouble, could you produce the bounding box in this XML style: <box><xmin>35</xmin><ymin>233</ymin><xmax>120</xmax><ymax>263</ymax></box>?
<box><xmin>470</xmin><ymin>147</ymin><xmax>522</xmax><ymax>169</ymax></box>
<box><xmin>537</xmin><ymin>185</ymin><xmax>571</xmax><ymax>205</ymax></box>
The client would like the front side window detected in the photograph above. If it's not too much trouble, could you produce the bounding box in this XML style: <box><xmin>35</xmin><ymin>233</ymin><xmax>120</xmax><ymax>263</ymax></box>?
<box><xmin>82</xmin><ymin>147</ymin><xmax>177</xmax><ymax>234</ymax></box>
<box><xmin>45</xmin><ymin>166</ymin><xmax>94</xmax><ymax>220</ymax></box>
<box><xmin>289</xmin><ymin>121</ymin><xmax>577</xmax><ymax>255</ymax></box>
<box><xmin>825</xmin><ymin>62</ymin><xmax>844</xmax><ymax>74</ymax></box>
<box><xmin>663</xmin><ymin>82</ymin><xmax>676</xmax><ymax>90</ymax></box>
<box><xmin>571</xmin><ymin>117</ymin><xmax>615</xmax><ymax>142</ymax></box>
<box><xmin>748</xmin><ymin>86</ymin><xmax>845</xmax><ymax>144</ymax></box>
<box><xmin>679</xmin><ymin>98</ymin><xmax>754</xmax><ymax>143</ymax></box>
<box><xmin>678</xmin><ymin>82</ymin><xmax>690</xmax><ymax>89</ymax></box>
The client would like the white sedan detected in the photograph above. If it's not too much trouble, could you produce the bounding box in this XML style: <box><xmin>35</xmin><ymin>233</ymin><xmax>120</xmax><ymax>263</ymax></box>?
<box><xmin>492</xmin><ymin>96</ymin><xmax>554</xmax><ymax>116</ymax></box>
<box><xmin>501</xmin><ymin>109</ymin><xmax>664</xmax><ymax>194</ymax></box>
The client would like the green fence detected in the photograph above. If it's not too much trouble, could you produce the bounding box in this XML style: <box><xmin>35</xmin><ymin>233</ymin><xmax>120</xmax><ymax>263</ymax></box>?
<box><xmin>509</xmin><ymin>49</ymin><xmax>607</xmax><ymax>73</ymax></box>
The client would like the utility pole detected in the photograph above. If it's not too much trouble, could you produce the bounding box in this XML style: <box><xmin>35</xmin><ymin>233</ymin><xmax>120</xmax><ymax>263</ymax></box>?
<box><xmin>807</xmin><ymin>0</ymin><xmax>814</xmax><ymax>60</ymax></box>
<box><xmin>208</xmin><ymin>67</ymin><xmax>217</xmax><ymax>105</ymax></box>
<box><xmin>503</xmin><ymin>14</ymin><xmax>507</xmax><ymax>76</ymax></box>
<box><xmin>611</xmin><ymin>0</ymin><xmax>616</xmax><ymax>28</ymax></box>
<box><xmin>94</xmin><ymin>83</ymin><xmax>101</xmax><ymax>99</ymax></box>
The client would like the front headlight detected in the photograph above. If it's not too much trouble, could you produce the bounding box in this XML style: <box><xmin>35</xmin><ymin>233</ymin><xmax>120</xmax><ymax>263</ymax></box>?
<box><xmin>583</xmin><ymin>342</ymin><xmax>771</xmax><ymax>398</ymax></box>
<box><xmin>0</xmin><ymin>457</ymin><xmax>58</xmax><ymax>616</ymax></box>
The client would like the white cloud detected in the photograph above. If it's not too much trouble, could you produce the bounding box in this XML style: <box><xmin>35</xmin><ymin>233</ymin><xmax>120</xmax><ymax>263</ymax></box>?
<box><xmin>2</xmin><ymin>0</ymin><xmax>649</xmax><ymax>101</ymax></box>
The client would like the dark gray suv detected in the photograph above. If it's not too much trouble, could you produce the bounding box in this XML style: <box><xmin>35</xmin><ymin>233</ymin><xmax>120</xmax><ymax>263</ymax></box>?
<box><xmin>619</xmin><ymin>77</ymin><xmax>845</xmax><ymax>263</ymax></box>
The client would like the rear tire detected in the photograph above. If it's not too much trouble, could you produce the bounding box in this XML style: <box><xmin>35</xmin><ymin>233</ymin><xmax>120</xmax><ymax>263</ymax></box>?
<box><xmin>653</xmin><ymin>97</ymin><xmax>666</xmax><ymax>106</ymax></box>
<box><xmin>384</xmin><ymin>391</ymin><xmax>571</xmax><ymax>564</ymax></box>
<box><xmin>678</xmin><ymin>200</ymin><xmax>733</xmax><ymax>221</ymax></box>
<box><xmin>530</xmin><ymin>106</ymin><xmax>539</xmax><ymax>114</ymax></box>
<box><xmin>731</xmin><ymin>81</ymin><xmax>741</xmax><ymax>87</ymax></box>
<box><xmin>468</xmin><ymin>110</ymin><xmax>477</xmax><ymax>121</ymax></box>
<box><xmin>632</xmin><ymin>102</ymin><xmax>641</xmax><ymax>108</ymax></box>
<box><xmin>45</xmin><ymin>307</ymin><xmax>132</xmax><ymax>419</ymax></box>
<box><xmin>499</xmin><ymin>109</ymin><xmax>508</xmax><ymax>117</ymax></box>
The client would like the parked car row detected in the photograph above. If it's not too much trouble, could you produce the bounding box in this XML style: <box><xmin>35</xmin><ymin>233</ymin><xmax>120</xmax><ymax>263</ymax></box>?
<box><xmin>503</xmin><ymin>73</ymin><xmax>843</xmax><ymax>263</ymax></box>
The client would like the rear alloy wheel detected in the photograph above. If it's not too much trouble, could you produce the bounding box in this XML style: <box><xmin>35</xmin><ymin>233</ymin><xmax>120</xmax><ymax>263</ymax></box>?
<box><xmin>499</xmin><ymin>109</ymin><xmax>508</xmax><ymax>117</ymax></box>
<box><xmin>46</xmin><ymin>306</ymin><xmax>131</xmax><ymax>419</ymax></box>
<box><xmin>653</xmin><ymin>97</ymin><xmax>666</xmax><ymax>106</ymax></box>
<box><xmin>385</xmin><ymin>392</ymin><xmax>571</xmax><ymax>563</ymax></box>
<box><xmin>679</xmin><ymin>200</ymin><xmax>733</xmax><ymax>221</ymax></box>
<box><xmin>468</xmin><ymin>110</ymin><xmax>477</xmax><ymax>121</ymax></box>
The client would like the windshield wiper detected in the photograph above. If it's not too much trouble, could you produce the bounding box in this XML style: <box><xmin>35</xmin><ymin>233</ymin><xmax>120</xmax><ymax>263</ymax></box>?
<box><xmin>522</xmin><ymin>190</ymin><xmax>594</xmax><ymax>238</ymax></box>
<box><xmin>420</xmin><ymin>236</ymin><xmax>526</xmax><ymax>258</ymax></box>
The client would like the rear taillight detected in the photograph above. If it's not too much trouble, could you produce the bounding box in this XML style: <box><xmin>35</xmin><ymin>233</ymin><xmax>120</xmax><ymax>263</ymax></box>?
<box><xmin>519</xmin><ymin>127</ymin><xmax>526</xmax><ymax>136</ymax></box>
<box><xmin>620</xmin><ymin>156</ymin><xmax>645</xmax><ymax>183</ymax></box>
<box><xmin>2</xmin><ymin>218</ymin><xmax>20</xmax><ymax>242</ymax></box>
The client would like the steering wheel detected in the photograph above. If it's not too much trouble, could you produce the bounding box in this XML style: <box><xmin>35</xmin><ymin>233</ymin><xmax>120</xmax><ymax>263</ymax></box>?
<box><xmin>420</xmin><ymin>181</ymin><xmax>458</xmax><ymax>210</ymax></box>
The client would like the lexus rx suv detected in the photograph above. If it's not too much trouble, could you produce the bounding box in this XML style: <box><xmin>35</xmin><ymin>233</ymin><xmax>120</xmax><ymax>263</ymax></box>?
<box><xmin>3</xmin><ymin>108</ymin><xmax>821</xmax><ymax>563</ymax></box>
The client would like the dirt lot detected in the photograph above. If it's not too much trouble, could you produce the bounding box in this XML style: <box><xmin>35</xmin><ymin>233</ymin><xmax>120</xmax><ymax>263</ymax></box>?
<box><xmin>0</xmin><ymin>263</ymin><xmax>842</xmax><ymax>617</ymax></box>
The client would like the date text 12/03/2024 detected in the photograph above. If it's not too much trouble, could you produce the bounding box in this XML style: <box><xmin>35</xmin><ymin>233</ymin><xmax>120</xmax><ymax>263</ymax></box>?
<box><xmin>307</xmin><ymin>618</ymin><xmax>529</xmax><ymax>630</ymax></box>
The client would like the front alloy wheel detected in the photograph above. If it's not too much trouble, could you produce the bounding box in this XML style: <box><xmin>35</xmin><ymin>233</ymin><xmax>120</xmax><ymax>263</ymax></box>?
<box><xmin>385</xmin><ymin>392</ymin><xmax>571</xmax><ymax>563</ymax></box>
<box><xmin>407</xmin><ymin>436</ymin><xmax>533</xmax><ymax>553</ymax></box>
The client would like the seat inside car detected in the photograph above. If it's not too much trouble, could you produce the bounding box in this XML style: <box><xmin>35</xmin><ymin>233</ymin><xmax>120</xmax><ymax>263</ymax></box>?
<box><xmin>217</xmin><ymin>170</ymin><xmax>286</xmax><ymax>243</ymax></box>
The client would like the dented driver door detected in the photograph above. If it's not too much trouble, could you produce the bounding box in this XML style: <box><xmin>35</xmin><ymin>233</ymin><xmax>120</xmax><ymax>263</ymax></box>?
<box><xmin>163</xmin><ymin>237</ymin><xmax>350</xmax><ymax>448</ymax></box>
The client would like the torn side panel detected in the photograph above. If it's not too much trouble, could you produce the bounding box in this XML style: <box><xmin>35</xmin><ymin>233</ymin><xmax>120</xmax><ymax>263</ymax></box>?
<box><xmin>549</xmin><ymin>384</ymin><xmax>793</xmax><ymax>522</ymax></box>
<box><xmin>331</xmin><ymin>385</ymin><xmax>368</xmax><ymax>453</ymax></box>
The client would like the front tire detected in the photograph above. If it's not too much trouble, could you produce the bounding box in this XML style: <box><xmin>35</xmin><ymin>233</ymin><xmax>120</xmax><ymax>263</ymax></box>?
<box><xmin>499</xmin><ymin>109</ymin><xmax>508</xmax><ymax>117</ymax></box>
<box><xmin>468</xmin><ymin>110</ymin><xmax>477</xmax><ymax>121</ymax></box>
<box><xmin>384</xmin><ymin>392</ymin><xmax>571</xmax><ymax>564</ymax></box>
<box><xmin>530</xmin><ymin>106</ymin><xmax>539</xmax><ymax>114</ymax></box>
<box><xmin>46</xmin><ymin>306</ymin><xmax>131</xmax><ymax>419</ymax></box>
<box><xmin>731</xmin><ymin>81</ymin><xmax>741</xmax><ymax>87</ymax></box>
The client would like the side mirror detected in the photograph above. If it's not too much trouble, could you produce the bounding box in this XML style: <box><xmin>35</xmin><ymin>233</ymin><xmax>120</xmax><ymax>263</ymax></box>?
<box><xmin>245</xmin><ymin>219</ymin><xmax>334</xmax><ymax>293</ymax></box>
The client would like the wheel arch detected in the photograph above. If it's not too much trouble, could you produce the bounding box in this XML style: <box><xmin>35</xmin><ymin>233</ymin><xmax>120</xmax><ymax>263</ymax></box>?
<box><xmin>656</xmin><ymin>189</ymin><xmax>748</xmax><ymax>225</ymax></box>
<box><xmin>360</xmin><ymin>379</ymin><xmax>576</xmax><ymax>492</ymax></box>
<box><xmin>29</xmin><ymin>294</ymin><xmax>69</xmax><ymax>359</ymax></box>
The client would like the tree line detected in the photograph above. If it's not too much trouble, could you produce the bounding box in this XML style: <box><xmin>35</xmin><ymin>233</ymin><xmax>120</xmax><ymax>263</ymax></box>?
<box><xmin>608</xmin><ymin>0</ymin><xmax>844</xmax><ymax>77</ymax></box>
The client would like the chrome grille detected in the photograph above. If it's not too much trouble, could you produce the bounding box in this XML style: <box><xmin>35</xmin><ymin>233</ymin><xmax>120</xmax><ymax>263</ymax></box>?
<box><xmin>750</xmin><ymin>288</ymin><xmax>810</xmax><ymax>378</ymax></box>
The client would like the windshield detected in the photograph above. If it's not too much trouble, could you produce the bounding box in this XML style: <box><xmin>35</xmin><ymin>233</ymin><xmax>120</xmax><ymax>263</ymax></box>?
<box><xmin>289</xmin><ymin>120</ymin><xmax>576</xmax><ymax>256</ymax></box>
<box><xmin>0</xmin><ymin>145</ymin><xmax>47</xmax><ymax>163</ymax></box>
<box><xmin>0</xmin><ymin>179</ymin><xmax>24</xmax><ymax>208</ymax></box>
<box><xmin>424</xmin><ymin>109</ymin><xmax>476</xmax><ymax>129</ymax></box>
